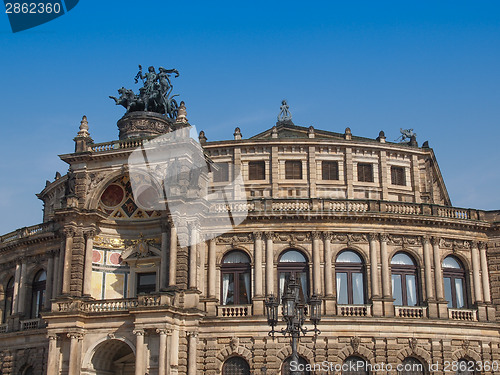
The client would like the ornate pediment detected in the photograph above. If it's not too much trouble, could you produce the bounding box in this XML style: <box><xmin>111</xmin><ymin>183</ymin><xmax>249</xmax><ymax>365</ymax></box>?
<box><xmin>121</xmin><ymin>237</ymin><xmax>161</xmax><ymax>261</ymax></box>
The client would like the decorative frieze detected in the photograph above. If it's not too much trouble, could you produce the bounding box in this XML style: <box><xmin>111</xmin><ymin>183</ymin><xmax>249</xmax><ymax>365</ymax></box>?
<box><xmin>216</xmin><ymin>233</ymin><xmax>253</xmax><ymax>245</ymax></box>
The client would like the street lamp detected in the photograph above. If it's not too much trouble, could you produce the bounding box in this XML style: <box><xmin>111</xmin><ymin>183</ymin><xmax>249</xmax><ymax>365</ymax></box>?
<box><xmin>265</xmin><ymin>273</ymin><xmax>321</xmax><ymax>374</ymax></box>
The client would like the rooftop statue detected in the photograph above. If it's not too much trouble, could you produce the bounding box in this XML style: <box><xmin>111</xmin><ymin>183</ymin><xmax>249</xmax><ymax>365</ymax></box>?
<box><xmin>277</xmin><ymin>99</ymin><xmax>292</xmax><ymax>123</ymax></box>
<box><xmin>110</xmin><ymin>65</ymin><xmax>180</xmax><ymax>119</ymax></box>
<box><xmin>395</xmin><ymin>128</ymin><xmax>417</xmax><ymax>142</ymax></box>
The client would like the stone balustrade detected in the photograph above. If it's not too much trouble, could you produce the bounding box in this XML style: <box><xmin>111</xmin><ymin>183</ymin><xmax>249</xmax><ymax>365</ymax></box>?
<box><xmin>0</xmin><ymin>222</ymin><xmax>56</xmax><ymax>244</ymax></box>
<box><xmin>20</xmin><ymin>318</ymin><xmax>44</xmax><ymax>331</ymax></box>
<box><xmin>0</xmin><ymin>324</ymin><xmax>8</xmax><ymax>333</ymax></box>
<box><xmin>449</xmin><ymin>308</ymin><xmax>478</xmax><ymax>321</ymax></box>
<box><xmin>337</xmin><ymin>304</ymin><xmax>371</xmax><ymax>317</ymax></box>
<box><xmin>394</xmin><ymin>306</ymin><xmax>427</xmax><ymax>318</ymax></box>
<box><xmin>217</xmin><ymin>305</ymin><xmax>251</xmax><ymax>317</ymax></box>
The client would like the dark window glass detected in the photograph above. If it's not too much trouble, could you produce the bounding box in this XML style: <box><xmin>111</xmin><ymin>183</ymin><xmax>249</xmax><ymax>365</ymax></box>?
<box><xmin>399</xmin><ymin>357</ymin><xmax>425</xmax><ymax>375</ymax></box>
<box><xmin>456</xmin><ymin>359</ymin><xmax>478</xmax><ymax>375</ymax></box>
<box><xmin>3</xmin><ymin>277</ymin><xmax>14</xmax><ymax>322</ymax></box>
<box><xmin>282</xmin><ymin>356</ymin><xmax>310</xmax><ymax>375</ymax></box>
<box><xmin>278</xmin><ymin>250</ymin><xmax>309</xmax><ymax>302</ymax></box>
<box><xmin>249</xmin><ymin>161</ymin><xmax>266</xmax><ymax>180</ymax></box>
<box><xmin>137</xmin><ymin>272</ymin><xmax>156</xmax><ymax>294</ymax></box>
<box><xmin>442</xmin><ymin>256</ymin><xmax>467</xmax><ymax>308</ymax></box>
<box><xmin>222</xmin><ymin>356</ymin><xmax>250</xmax><ymax>375</ymax></box>
<box><xmin>31</xmin><ymin>270</ymin><xmax>47</xmax><ymax>318</ymax></box>
<box><xmin>322</xmin><ymin>161</ymin><xmax>339</xmax><ymax>180</ymax></box>
<box><xmin>336</xmin><ymin>251</ymin><xmax>365</xmax><ymax>305</ymax></box>
<box><xmin>391</xmin><ymin>253</ymin><xmax>419</xmax><ymax>306</ymax></box>
<box><xmin>221</xmin><ymin>251</ymin><xmax>251</xmax><ymax>305</ymax></box>
<box><xmin>342</xmin><ymin>356</ymin><xmax>368</xmax><ymax>375</ymax></box>
<box><xmin>213</xmin><ymin>162</ymin><xmax>229</xmax><ymax>182</ymax></box>
<box><xmin>23</xmin><ymin>366</ymin><xmax>34</xmax><ymax>375</ymax></box>
<box><xmin>391</xmin><ymin>166</ymin><xmax>406</xmax><ymax>186</ymax></box>
<box><xmin>285</xmin><ymin>161</ymin><xmax>302</xmax><ymax>180</ymax></box>
<box><xmin>357</xmin><ymin>163</ymin><xmax>373</xmax><ymax>182</ymax></box>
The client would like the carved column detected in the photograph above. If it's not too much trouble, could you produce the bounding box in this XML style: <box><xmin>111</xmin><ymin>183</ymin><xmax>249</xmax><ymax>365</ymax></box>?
<box><xmin>170</xmin><ymin>328</ymin><xmax>179</xmax><ymax>374</ymax></box>
<box><xmin>134</xmin><ymin>329</ymin><xmax>145</xmax><ymax>375</ymax></box>
<box><xmin>45</xmin><ymin>251</ymin><xmax>55</xmax><ymax>309</ymax></box>
<box><xmin>17</xmin><ymin>258</ymin><xmax>27</xmax><ymax>315</ymax></box>
<box><xmin>157</xmin><ymin>329</ymin><xmax>170</xmax><ymax>375</ymax></box>
<box><xmin>188</xmin><ymin>223</ymin><xmax>198</xmax><ymax>289</ymax></box>
<box><xmin>46</xmin><ymin>334</ymin><xmax>59</xmax><ymax>375</ymax></box>
<box><xmin>12</xmin><ymin>261</ymin><xmax>21</xmax><ymax>314</ymax></box>
<box><xmin>379</xmin><ymin>234</ymin><xmax>393</xmax><ymax>316</ymax></box>
<box><xmin>323</xmin><ymin>232</ymin><xmax>333</xmax><ymax>297</ymax></box>
<box><xmin>432</xmin><ymin>237</ymin><xmax>444</xmax><ymax>300</ymax></box>
<box><xmin>208</xmin><ymin>238</ymin><xmax>216</xmax><ymax>298</ymax></box>
<box><xmin>479</xmin><ymin>242</ymin><xmax>491</xmax><ymax>303</ymax></box>
<box><xmin>471</xmin><ymin>241</ymin><xmax>483</xmax><ymax>304</ymax></box>
<box><xmin>254</xmin><ymin>232</ymin><xmax>264</xmax><ymax>297</ymax></box>
<box><xmin>83</xmin><ymin>228</ymin><xmax>96</xmax><ymax>296</ymax></box>
<box><xmin>265</xmin><ymin>232</ymin><xmax>274</xmax><ymax>295</ymax></box>
<box><xmin>187</xmin><ymin>332</ymin><xmax>198</xmax><ymax>375</ymax></box>
<box><xmin>198</xmin><ymin>236</ymin><xmax>206</xmax><ymax>296</ymax></box>
<box><xmin>369</xmin><ymin>233</ymin><xmax>380</xmax><ymax>298</ymax></box>
<box><xmin>67</xmin><ymin>332</ymin><xmax>83</xmax><ymax>375</ymax></box>
<box><xmin>422</xmin><ymin>236</ymin><xmax>434</xmax><ymax>301</ymax></box>
<box><xmin>160</xmin><ymin>222</ymin><xmax>169</xmax><ymax>290</ymax></box>
<box><xmin>312</xmin><ymin>232</ymin><xmax>321</xmax><ymax>295</ymax></box>
<box><xmin>52</xmin><ymin>251</ymin><xmax>60</xmax><ymax>298</ymax></box>
<box><xmin>168</xmin><ymin>220</ymin><xmax>178</xmax><ymax>287</ymax></box>
<box><xmin>62</xmin><ymin>227</ymin><xmax>75</xmax><ymax>295</ymax></box>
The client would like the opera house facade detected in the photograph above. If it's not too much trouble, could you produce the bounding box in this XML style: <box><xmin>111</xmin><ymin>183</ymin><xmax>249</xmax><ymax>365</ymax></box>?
<box><xmin>0</xmin><ymin>74</ymin><xmax>499</xmax><ymax>375</ymax></box>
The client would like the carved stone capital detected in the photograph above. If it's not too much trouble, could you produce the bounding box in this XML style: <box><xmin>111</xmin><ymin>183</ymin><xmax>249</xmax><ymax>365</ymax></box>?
<box><xmin>311</xmin><ymin>231</ymin><xmax>322</xmax><ymax>240</ymax></box>
<box><xmin>322</xmin><ymin>232</ymin><xmax>333</xmax><ymax>241</ymax></box>
<box><xmin>47</xmin><ymin>334</ymin><xmax>58</xmax><ymax>341</ymax></box>
<box><xmin>156</xmin><ymin>329</ymin><xmax>169</xmax><ymax>335</ymax></box>
<box><xmin>63</xmin><ymin>227</ymin><xmax>75</xmax><ymax>238</ymax></box>
<box><xmin>379</xmin><ymin>233</ymin><xmax>389</xmax><ymax>243</ymax></box>
<box><xmin>84</xmin><ymin>228</ymin><xmax>97</xmax><ymax>239</ymax></box>
<box><xmin>67</xmin><ymin>332</ymin><xmax>83</xmax><ymax>340</ymax></box>
<box><xmin>253</xmin><ymin>231</ymin><xmax>263</xmax><ymax>241</ymax></box>
<box><xmin>470</xmin><ymin>240</ymin><xmax>479</xmax><ymax>249</ymax></box>
<box><xmin>431</xmin><ymin>236</ymin><xmax>440</xmax><ymax>246</ymax></box>
<box><xmin>422</xmin><ymin>235</ymin><xmax>431</xmax><ymax>245</ymax></box>
<box><xmin>368</xmin><ymin>233</ymin><xmax>379</xmax><ymax>242</ymax></box>
<box><xmin>264</xmin><ymin>231</ymin><xmax>273</xmax><ymax>240</ymax></box>
<box><xmin>478</xmin><ymin>242</ymin><xmax>487</xmax><ymax>251</ymax></box>
<box><xmin>187</xmin><ymin>331</ymin><xmax>198</xmax><ymax>338</ymax></box>
<box><xmin>133</xmin><ymin>329</ymin><xmax>145</xmax><ymax>336</ymax></box>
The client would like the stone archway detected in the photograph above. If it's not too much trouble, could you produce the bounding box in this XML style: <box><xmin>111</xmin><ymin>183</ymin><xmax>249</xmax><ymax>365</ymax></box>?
<box><xmin>87</xmin><ymin>339</ymin><xmax>135</xmax><ymax>375</ymax></box>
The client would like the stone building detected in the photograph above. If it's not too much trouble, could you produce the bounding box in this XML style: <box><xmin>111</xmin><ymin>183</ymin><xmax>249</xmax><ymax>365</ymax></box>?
<box><xmin>0</xmin><ymin>93</ymin><xmax>500</xmax><ymax>375</ymax></box>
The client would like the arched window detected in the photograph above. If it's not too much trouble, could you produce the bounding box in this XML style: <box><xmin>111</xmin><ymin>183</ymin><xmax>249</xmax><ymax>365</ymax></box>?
<box><xmin>278</xmin><ymin>250</ymin><xmax>309</xmax><ymax>302</ymax></box>
<box><xmin>399</xmin><ymin>357</ymin><xmax>425</xmax><ymax>375</ymax></box>
<box><xmin>342</xmin><ymin>356</ymin><xmax>368</xmax><ymax>375</ymax></box>
<box><xmin>456</xmin><ymin>358</ymin><xmax>478</xmax><ymax>375</ymax></box>
<box><xmin>391</xmin><ymin>253</ymin><xmax>419</xmax><ymax>306</ymax></box>
<box><xmin>442</xmin><ymin>256</ymin><xmax>467</xmax><ymax>308</ymax></box>
<box><xmin>3</xmin><ymin>277</ymin><xmax>14</xmax><ymax>322</ymax></box>
<box><xmin>31</xmin><ymin>270</ymin><xmax>46</xmax><ymax>318</ymax></box>
<box><xmin>222</xmin><ymin>356</ymin><xmax>250</xmax><ymax>375</ymax></box>
<box><xmin>221</xmin><ymin>251</ymin><xmax>251</xmax><ymax>305</ymax></box>
<box><xmin>282</xmin><ymin>356</ymin><xmax>310</xmax><ymax>375</ymax></box>
<box><xmin>336</xmin><ymin>250</ymin><xmax>365</xmax><ymax>305</ymax></box>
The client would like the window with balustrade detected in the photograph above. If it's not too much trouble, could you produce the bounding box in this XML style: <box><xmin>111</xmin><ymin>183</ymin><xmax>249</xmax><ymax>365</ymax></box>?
<box><xmin>222</xmin><ymin>356</ymin><xmax>250</xmax><ymax>375</ymax></box>
<box><xmin>3</xmin><ymin>277</ymin><xmax>14</xmax><ymax>323</ymax></box>
<box><xmin>442</xmin><ymin>256</ymin><xmax>468</xmax><ymax>309</ymax></box>
<box><xmin>30</xmin><ymin>270</ymin><xmax>46</xmax><ymax>319</ymax></box>
<box><xmin>399</xmin><ymin>357</ymin><xmax>425</xmax><ymax>375</ymax></box>
<box><xmin>136</xmin><ymin>272</ymin><xmax>156</xmax><ymax>295</ymax></box>
<box><xmin>336</xmin><ymin>250</ymin><xmax>366</xmax><ymax>305</ymax></box>
<box><xmin>391</xmin><ymin>253</ymin><xmax>419</xmax><ymax>306</ymax></box>
<box><xmin>282</xmin><ymin>356</ymin><xmax>310</xmax><ymax>375</ymax></box>
<box><xmin>342</xmin><ymin>356</ymin><xmax>368</xmax><ymax>375</ymax></box>
<box><xmin>221</xmin><ymin>251</ymin><xmax>251</xmax><ymax>306</ymax></box>
<box><xmin>278</xmin><ymin>250</ymin><xmax>309</xmax><ymax>303</ymax></box>
<box><xmin>455</xmin><ymin>358</ymin><xmax>478</xmax><ymax>375</ymax></box>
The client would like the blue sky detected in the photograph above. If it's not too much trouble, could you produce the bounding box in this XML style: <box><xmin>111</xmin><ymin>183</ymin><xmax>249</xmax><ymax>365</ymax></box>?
<box><xmin>0</xmin><ymin>1</ymin><xmax>499</xmax><ymax>234</ymax></box>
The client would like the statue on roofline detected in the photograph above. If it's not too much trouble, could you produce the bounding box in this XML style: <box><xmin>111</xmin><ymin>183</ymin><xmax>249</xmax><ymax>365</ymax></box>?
<box><xmin>110</xmin><ymin>65</ymin><xmax>180</xmax><ymax>119</ymax></box>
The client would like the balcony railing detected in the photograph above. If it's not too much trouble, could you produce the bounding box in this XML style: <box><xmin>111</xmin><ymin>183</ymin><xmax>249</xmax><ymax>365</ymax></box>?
<box><xmin>449</xmin><ymin>308</ymin><xmax>478</xmax><ymax>321</ymax></box>
<box><xmin>0</xmin><ymin>323</ymin><xmax>8</xmax><ymax>333</ymax></box>
<box><xmin>56</xmin><ymin>295</ymin><xmax>168</xmax><ymax>313</ymax></box>
<box><xmin>217</xmin><ymin>305</ymin><xmax>251</xmax><ymax>317</ymax></box>
<box><xmin>20</xmin><ymin>318</ymin><xmax>45</xmax><ymax>331</ymax></box>
<box><xmin>337</xmin><ymin>304</ymin><xmax>372</xmax><ymax>317</ymax></box>
<box><xmin>395</xmin><ymin>306</ymin><xmax>427</xmax><ymax>318</ymax></box>
<box><xmin>209</xmin><ymin>198</ymin><xmax>484</xmax><ymax>222</ymax></box>
<box><xmin>0</xmin><ymin>222</ymin><xmax>56</xmax><ymax>244</ymax></box>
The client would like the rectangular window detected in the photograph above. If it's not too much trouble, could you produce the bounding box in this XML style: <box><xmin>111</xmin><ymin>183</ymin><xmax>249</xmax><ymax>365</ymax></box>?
<box><xmin>213</xmin><ymin>162</ymin><xmax>229</xmax><ymax>182</ymax></box>
<box><xmin>336</xmin><ymin>272</ymin><xmax>348</xmax><ymax>304</ymax></box>
<box><xmin>352</xmin><ymin>272</ymin><xmax>364</xmax><ymax>305</ymax></box>
<box><xmin>285</xmin><ymin>160</ymin><xmax>302</xmax><ymax>179</ymax></box>
<box><xmin>455</xmin><ymin>278</ymin><xmax>464</xmax><ymax>308</ymax></box>
<box><xmin>444</xmin><ymin>277</ymin><xmax>453</xmax><ymax>308</ymax></box>
<box><xmin>248</xmin><ymin>161</ymin><xmax>266</xmax><ymax>180</ymax></box>
<box><xmin>392</xmin><ymin>274</ymin><xmax>403</xmax><ymax>306</ymax></box>
<box><xmin>137</xmin><ymin>272</ymin><xmax>156</xmax><ymax>294</ymax></box>
<box><xmin>406</xmin><ymin>274</ymin><xmax>417</xmax><ymax>306</ymax></box>
<box><xmin>391</xmin><ymin>166</ymin><xmax>406</xmax><ymax>186</ymax></box>
<box><xmin>322</xmin><ymin>161</ymin><xmax>339</xmax><ymax>180</ymax></box>
<box><xmin>357</xmin><ymin>163</ymin><xmax>373</xmax><ymax>182</ymax></box>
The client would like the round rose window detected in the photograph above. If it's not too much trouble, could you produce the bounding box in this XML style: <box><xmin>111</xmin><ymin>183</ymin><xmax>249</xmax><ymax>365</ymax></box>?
<box><xmin>100</xmin><ymin>184</ymin><xmax>125</xmax><ymax>207</ymax></box>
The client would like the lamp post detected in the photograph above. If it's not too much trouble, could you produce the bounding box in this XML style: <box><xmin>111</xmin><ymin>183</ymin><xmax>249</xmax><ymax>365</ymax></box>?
<box><xmin>265</xmin><ymin>273</ymin><xmax>321</xmax><ymax>374</ymax></box>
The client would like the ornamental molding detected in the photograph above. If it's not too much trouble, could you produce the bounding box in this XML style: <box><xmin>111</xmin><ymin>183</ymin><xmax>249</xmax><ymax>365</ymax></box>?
<box><xmin>350</xmin><ymin>336</ymin><xmax>361</xmax><ymax>352</ymax></box>
<box><xmin>409</xmin><ymin>338</ymin><xmax>418</xmax><ymax>353</ymax></box>
<box><xmin>216</xmin><ymin>233</ymin><xmax>253</xmax><ymax>245</ymax></box>
<box><xmin>439</xmin><ymin>238</ymin><xmax>471</xmax><ymax>251</ymax></box>
<box><xmin>332</xmin><ymin>233</ymin><xmax>368</xmax><ymax>245</ymax></box>
<box><xmin>388</xmin><ymin>235</ymin><xmax>421</xmax><ymax>247</ymax></box>
<box><xmin>272</xmin><ymin>232</ymin><xmax>311</xmax><ymax>244</ymax></box>
<box><xmin>94</xmin><ymin>236</ymin><xmax>126</xmax><ymax>249</ymax></box>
